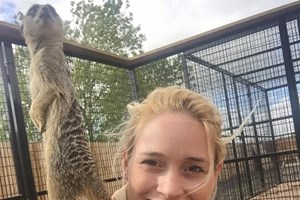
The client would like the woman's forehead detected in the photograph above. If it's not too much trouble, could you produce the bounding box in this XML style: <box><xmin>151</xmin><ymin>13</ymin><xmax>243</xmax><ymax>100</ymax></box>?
<box><xmin>132</xmin><ymin>112</ymin><xmax>212</xmax><ymax>160</ymax></box>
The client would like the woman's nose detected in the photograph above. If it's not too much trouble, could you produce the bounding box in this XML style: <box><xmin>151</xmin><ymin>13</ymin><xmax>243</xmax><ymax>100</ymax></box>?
<box><xmin>156</xmin><ymin>171</ymin><xmax>184</xmax><ymax>199</ymax></box>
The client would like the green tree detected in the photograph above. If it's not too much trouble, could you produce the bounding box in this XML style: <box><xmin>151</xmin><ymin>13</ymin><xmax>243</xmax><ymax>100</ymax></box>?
<box><xmin>136</xmin><ymin>55</ymin><xmax>184</xmax><ymax>98</ymax></box>
<box><xmin>68</xmin><ymin>0</ymin><xmax>145</xmax><ymax>55</ymax></box>
<box><xmin>66</xmin><ymin>0</ymin><xmax>146</xmax><ymax>141</ymax></box>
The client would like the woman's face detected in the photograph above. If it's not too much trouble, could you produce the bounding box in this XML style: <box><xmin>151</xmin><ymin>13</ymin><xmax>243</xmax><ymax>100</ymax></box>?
<box><xmin>122</xmin><ymin>112</ymin><xmax>223</xmax><ymax>200</ymax></box>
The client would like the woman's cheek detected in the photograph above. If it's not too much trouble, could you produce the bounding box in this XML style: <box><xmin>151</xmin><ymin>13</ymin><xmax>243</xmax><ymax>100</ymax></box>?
<box><xmin>129</xmin><ymin>164</ymin><xmax>159</xmax><ymax>194</ymax></box>
<box><xmin>189</xmin><ymin>176</ymin><xmax>216</xmax><ymax>199</ymax></box>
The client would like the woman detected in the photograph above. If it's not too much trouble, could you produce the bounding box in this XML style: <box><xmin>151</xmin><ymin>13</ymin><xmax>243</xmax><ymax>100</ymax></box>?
<box><xmin>112</xmin><ymin>86</ymin><xmax>226</xmax><ymax>200</ymax></box>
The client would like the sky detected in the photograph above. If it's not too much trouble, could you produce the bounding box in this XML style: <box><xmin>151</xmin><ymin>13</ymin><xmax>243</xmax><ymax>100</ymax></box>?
<box><xmin>0</xmin><ymin>0</ymin><xmax>298</xmax><ymax>51</ymax></box>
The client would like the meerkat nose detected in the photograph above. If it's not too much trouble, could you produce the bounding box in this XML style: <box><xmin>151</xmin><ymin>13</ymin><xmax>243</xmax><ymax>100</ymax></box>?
<box><xmin>41</xmin><ymin>6</ymin><xmax>51</xmax><ymax>18</ymax></box>
<box><xmin>42</xmin><ymin>7</ymin><xmax>50</xmax><ymax>15</ymax></box>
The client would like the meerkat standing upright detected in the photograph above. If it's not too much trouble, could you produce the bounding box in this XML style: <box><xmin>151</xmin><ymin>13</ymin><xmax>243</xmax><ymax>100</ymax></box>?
<box><xmin>22</xmin><ymin>4</ymin><xmax>111</xmax><ymax>200</ymax></box>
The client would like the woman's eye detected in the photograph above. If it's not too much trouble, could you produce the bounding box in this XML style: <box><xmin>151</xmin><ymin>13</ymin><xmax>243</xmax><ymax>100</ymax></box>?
<box><xmin>186</xmin><ymin>165</ymin><xmax>204</xmax><ymax>173</ymax></box>
<box><xmin>142</xmin><ymin>159</ymin><xmax>159</xmax><ymax>166</ymax></box>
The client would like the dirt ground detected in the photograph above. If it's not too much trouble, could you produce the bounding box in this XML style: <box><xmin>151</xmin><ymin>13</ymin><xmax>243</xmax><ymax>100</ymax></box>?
<box><xmin>250</xmin><ymin>181</ymin><xmax>300</xmax><ymax>200</ymax></box>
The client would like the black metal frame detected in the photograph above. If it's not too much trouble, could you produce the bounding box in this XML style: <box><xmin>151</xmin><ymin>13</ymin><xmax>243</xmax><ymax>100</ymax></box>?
<box><xmin>0</xmin><ymin>42</ymin><xmax>37</xmax><ymax>200</ymax></box>
<box><xmin>279</xmin><ymin>18</ymin><xmax>300</xmax><ymax>156</ymax></box>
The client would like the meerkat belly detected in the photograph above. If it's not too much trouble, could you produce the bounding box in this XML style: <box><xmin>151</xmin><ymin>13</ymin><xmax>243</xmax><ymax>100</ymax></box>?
<box><xmin>44</xmin><ymin>126</ymin><xmax>92</xmax><ymax>183</ymax></box>
<box><xmin>29</xmin><ymin>53</ymin><xmax>55</xmax><ymax>100</ymax></box>
<box><xmin>29</xmin><ymin>71</ymin><xmax>44</xmax><ymax>100</ymax></box>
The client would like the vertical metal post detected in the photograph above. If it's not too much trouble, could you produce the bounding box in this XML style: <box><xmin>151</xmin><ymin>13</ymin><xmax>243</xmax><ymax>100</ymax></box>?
<box><xmin>128</xmin><ymin>69</ymin><xmax>139</xmax><ymax>101</ymax></box>
<box><xmin>0</xmin><ymin>41</ymin><xmax>37</xmax><ymax>200</ymax></box>
<box><xmin>278</xmin><ymin>19</ymin><xmax>300</xmax><ymax>158</ymax></box>
<box><xmin>0</xmin><ymin>42</ymin><xmax>25</xmax><ymax>199</ymax></box>
<box><xmin>222</xmin><ymin>73</ymin><xmax>244</xmax><ymax>199</ymax></box>
<box><xmin>181</xmin><ymin>53</ymin><xmax>191</xmax><ymax>89</ymax></box>
<box><xmin>247</xmin><ymin>87</ymin><xmax>265</xmax><ymax>189</ymax></box>
<box><xmin>265</xmin><ymin>92</ymin><xmax>282</xmax><ymax>183</ymax></box>
<box><xmin>233</xmin><ymin>80</ymin><xmax>254</xmax><ymax>196</ymax></box>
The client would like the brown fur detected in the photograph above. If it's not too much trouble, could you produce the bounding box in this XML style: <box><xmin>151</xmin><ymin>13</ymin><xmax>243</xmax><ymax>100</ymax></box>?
<box><xmin>22</xmin><ymin>4</ymin><xmax>111</xmax><ymax>200</ymax></box>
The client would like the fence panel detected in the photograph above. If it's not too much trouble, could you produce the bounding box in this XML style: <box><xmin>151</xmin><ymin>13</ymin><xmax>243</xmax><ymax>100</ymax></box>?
<box><xmin>0</xmin><ymin>142</ymin><xmax>122</xmax><ymax>199</ymax></box>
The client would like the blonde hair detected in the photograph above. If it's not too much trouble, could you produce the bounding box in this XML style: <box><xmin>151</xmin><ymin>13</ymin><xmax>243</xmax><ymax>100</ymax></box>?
<box><xmin>117</xmin><ymin>86</ymin><xmax>225</xmax><ymax>167</ymax></box>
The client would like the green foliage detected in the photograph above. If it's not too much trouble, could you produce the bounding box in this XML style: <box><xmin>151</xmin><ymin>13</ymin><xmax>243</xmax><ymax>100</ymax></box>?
<box><xmin>68</xmin><ymin>0</ymin><xmax>145</xmax><ymax>56</ymax></box>
<box><xmin>66</xmin><ymin>0</ymin><xmax>146</xmax><ymax>141</ymax></box>
<box><xmin>0</xmin><ymin>82</ymin><xmax>10</xmax><ymax>142</ymax></box>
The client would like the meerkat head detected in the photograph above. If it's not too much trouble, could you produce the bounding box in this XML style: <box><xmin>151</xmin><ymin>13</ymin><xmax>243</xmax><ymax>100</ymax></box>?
<box><xmin>21</xmin><ymin>4</ymin><xmax>64</xmax><ymax>48</ymax></box>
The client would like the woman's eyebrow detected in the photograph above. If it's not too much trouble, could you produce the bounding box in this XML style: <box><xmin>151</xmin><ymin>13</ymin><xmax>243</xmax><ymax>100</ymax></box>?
<box><xmin>186</xmin><ymin>157</ymin><xmax>209</xmax><ymax>164</ymax></box>
<box><xmin>141</xmin><ymin>151</ymin><xmax>164</xmax><ymax>157</ymax></box>
<box><xmin>140</xmin><ymin>152</ymin><xmax>209</xmax><ymax>163</ymax></box>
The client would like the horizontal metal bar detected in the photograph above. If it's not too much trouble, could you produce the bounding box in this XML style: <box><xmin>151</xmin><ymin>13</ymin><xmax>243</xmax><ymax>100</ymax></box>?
<box><xmin>213</xmin><ymin>46</ymin><xmax>282</xmax><ymax>69</ymax></box>
<box><xmin>36</xmin><ymin>190</ymin><xmax>47</xmax><ymax>196</ymax></box>
<box><xmin>186</xmin><ymin>54</ymin><xmax>266</xmax><ymax>91</ymax></box>
<box><xmin>1</xmin><ymin>1</ymin><xmax>300</xmax><ymax>69</ymax></box>
<box><xmin>104</xmin><ymin>176</ymin><xmax>123</xmax><ymax>183</ymax></box>
<box><xmin>222</xmin><ymin>115</ymin><xmax>294</xmax><ymax>132</ymax></box>
<box><xmin>0</xmin><ymin>196</ymin><xmax>23</xmax><ymax>200</ymax></box>
<box><xmin>224</xmin><ymin>149</ymin><xmax>299</xmax><ymax>164</ymax></box>
<box><xmin>233</xmin><ymin>62</ymin><xmax>285</xmax><ymax>78</ymax></box>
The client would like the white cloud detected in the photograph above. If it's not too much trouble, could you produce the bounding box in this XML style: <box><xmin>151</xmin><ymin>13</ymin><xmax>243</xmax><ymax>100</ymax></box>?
<box><xmin>0</xmin><ymin>1</ymin><xmax>18</xmax><ymax>23</ymax></box>
<box><xmin>127</xmin><ymin>0</ymin><xmax>297</xmax><ymax>51</ymax></box>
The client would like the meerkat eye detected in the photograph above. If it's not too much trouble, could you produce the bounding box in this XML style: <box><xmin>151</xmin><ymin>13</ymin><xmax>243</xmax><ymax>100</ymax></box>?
<box><xmin>47</xmin><ymin>5</ymin><xmax>58</xmax><ymax>16</ymax></box>
<box><xmin>28</xmin><ymin>5</ymin><xmax>39</xmax><ymax>17</ymax></box>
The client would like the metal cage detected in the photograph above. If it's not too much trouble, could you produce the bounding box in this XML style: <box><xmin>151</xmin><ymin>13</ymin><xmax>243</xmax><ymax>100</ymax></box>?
<box><xmin>1</xmin><ymin>1</ymin><xmax>300</xmax><ymax>199</ymax></box>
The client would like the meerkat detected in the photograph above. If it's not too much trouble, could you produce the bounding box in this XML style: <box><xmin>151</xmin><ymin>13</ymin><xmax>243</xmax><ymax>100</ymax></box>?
<box><xmin>22</xmin><ymin>4</ymin><xmax>111</xmax><ymax>200</ymax></box>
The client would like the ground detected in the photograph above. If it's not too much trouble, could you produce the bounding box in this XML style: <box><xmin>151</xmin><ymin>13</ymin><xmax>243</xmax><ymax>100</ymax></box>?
<box><xmin>250</xmin><ymin>181</ymin><xmax>300</xmax><ymax>200</ymax></box>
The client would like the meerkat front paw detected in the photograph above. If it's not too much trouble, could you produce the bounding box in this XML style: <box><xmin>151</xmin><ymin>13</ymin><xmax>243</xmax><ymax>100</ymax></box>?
<box><xmin>29</xmin><ymin>107</ymin><xmax>46</xmax><ymax>133</ymax></box>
